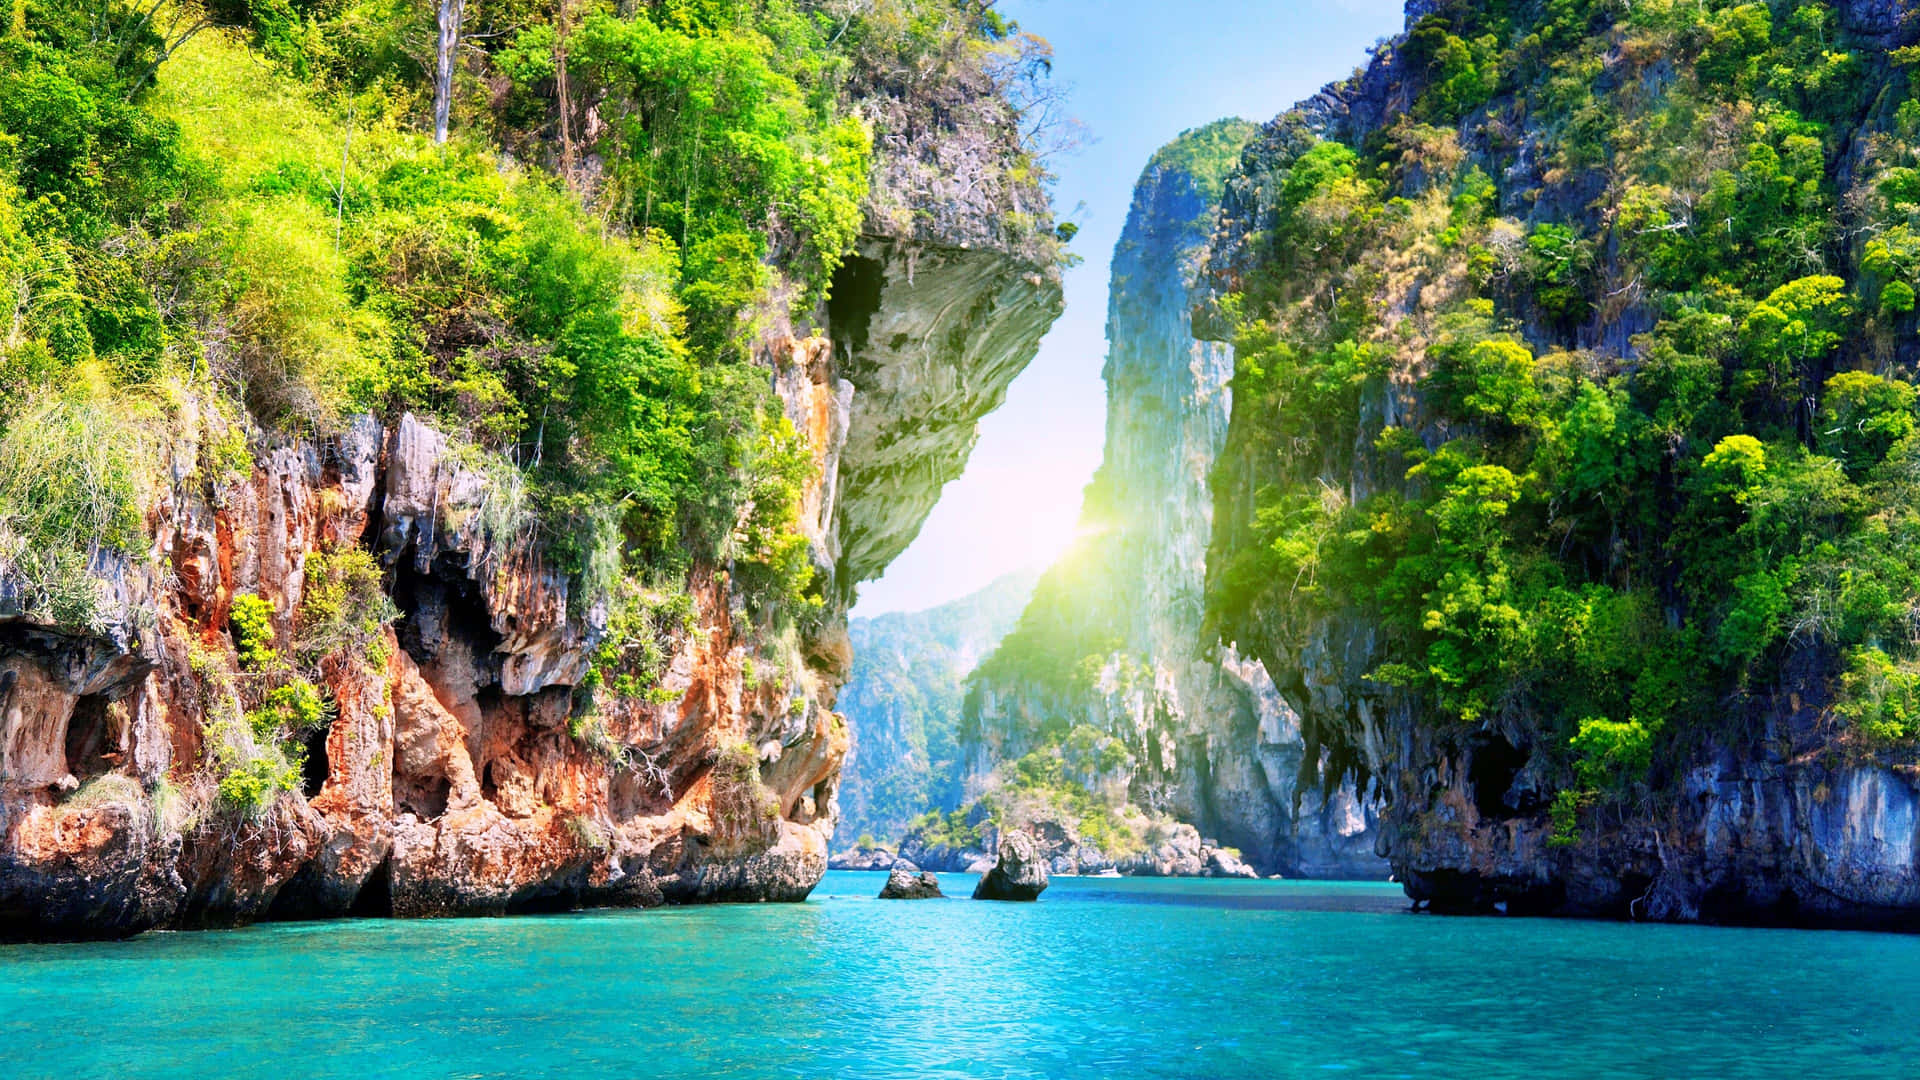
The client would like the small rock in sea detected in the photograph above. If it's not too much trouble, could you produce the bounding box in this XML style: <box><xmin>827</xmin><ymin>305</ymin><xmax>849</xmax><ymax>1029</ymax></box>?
<box><xmin>972</xmin><ymin>830</ymin><xmax>1049</xmax><ymax>901</ymax></box>
<box><xmin>878</xmin><ymin>862</ymin><xmax>944</xmax><ymax>900</ymax></box>
<box><xmin>1201</xmin><ymin>846</ymin><xmax>1260</xmax><ymax>879</ymax></box>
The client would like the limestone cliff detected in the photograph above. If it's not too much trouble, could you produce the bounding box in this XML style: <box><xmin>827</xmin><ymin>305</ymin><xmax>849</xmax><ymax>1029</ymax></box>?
<box><xmin>1201</xmin><ymin>0</ymin><xmax>1920</xmax><ymax>927</ymax></box>
<box><xmin>0</xmin><ymin>115</ymin><xmax>1063</xmax><ymax>944</ymax></box>
<box><xmin>947</xmin><ymin>122</ymin><xmax>1384</xmax><ymax>879</ymax></box>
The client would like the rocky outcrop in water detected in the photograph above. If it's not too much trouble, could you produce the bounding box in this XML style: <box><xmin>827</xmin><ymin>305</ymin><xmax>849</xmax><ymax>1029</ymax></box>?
<box><xmin>1198</xmin><ymin>0</ymin><xmax>1920</xmax><ymax>929</ymax></box>
<box><xmin>971</xmin><ymin>829</ymin><xmax>1047</xmax><ymax>901</ymax></box>
<box><xmin>1123</xmin><ymin>825</ymin><xmax>1259</xmax><ymax>879</ymax></box>
<box><xmin>0</xmin><ymin>191</ymin><xmax>1062</xmax><ymax>945</ymax></box>
<box><xmin>951</xmin><ymin>122</ymin><xmax>1385</xmax><ymax>879</ymax></box>
<box><xmin>877</xmin><ymin>862</ymin><xmax>943</xmax><ymax>899</ymax></box>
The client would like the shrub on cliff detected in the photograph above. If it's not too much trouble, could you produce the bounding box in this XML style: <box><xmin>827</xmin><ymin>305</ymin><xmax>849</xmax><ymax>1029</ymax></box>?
<box><xmin>209</xmin><ymin>698</ymin><xmax>306</xmax><ymax>819</ymax></box>
<box><xmin>582</xmin><ymin>581</ymin><xmax>695</xmax><ymax>704</ymax></box>
<box><xmin>297</xmin><ymin>545</ymin><xmax>398</xmax><ymax>672</ymax></box>
<box><xmin>249</xmin><ymin>680</ymin><xmax>329</xmax><ymax>740</ymax></box>
<box><xmin>229</xmin><ymin>593</ymin><xmax>278</xmax><ymax>670</ymax></box>
<box><xmin>0</xmin><ymin>378</ymin><xmax>156</xmax><ymax>630</ymax></box>
<box><xmin>1835</xmin><ymin>649</ymin><xmax>1920</xmax><ymax>744</ymax></box>
<box><xmin>708</xmin><ymin>740</ymin><xmax>783</xmax><ymax>853</ymax></box>
<box><xmin>215</xmin><ymin>749</ymin><xmax>303</xmax><ymax>818</ymax></box>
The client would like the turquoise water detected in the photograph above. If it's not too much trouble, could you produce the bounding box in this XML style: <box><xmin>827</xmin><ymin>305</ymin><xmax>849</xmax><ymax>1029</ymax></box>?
<box><xmin>3</xmin><ymin>871</ymin><xmax>1918</xmax><ymax>1079</ymax></box>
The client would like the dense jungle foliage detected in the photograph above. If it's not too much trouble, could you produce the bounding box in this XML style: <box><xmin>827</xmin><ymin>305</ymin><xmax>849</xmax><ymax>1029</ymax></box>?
<box><xmin>0</xmin><ymin>0</ymin><xmax>1052</xmax><ymax>622</ymax></box>
<box><xmin>0</xmin><ymin>0</ymin><xmax>1055</xmax><ymax>816</ymax></box>
<box><xmin>1203</xmin><ymin>0</ymin><xmax>1920</xmax><ymax>832</ymax></box>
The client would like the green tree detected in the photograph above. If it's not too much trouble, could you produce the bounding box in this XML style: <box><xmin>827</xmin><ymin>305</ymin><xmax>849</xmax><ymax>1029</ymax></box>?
<box><xmin>1739</xmin><ymin>274</ymin><xmax>1851</xmax><ymax>410</ymax></box>
<box><xmin>1819</xmin><ymin>372</ymin><xmax>1916</xmax><ymax>476</ymax></box>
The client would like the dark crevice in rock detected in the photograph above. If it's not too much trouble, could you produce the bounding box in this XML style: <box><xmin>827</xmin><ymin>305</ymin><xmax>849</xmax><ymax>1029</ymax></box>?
<box><xmin>827</xmin><ymin>253</ymin><xmax>885</xmax><ymax>377</ymax></box>
<box><xmin>1614</xmin><ymin>872</ymin><xmax>1655</xmax><ymax>920</ymax></box>
<box><xmin>300</xmin><ymin>725</ymin><xmax>330</xmax><ymax>798</ymax></box>
<box><xmin>506</xmin><ymin>885</ymin><xmax>580</xmax><ymax>915</ymax></box>
<box><xmin>268</xmin><ymin>852</ymin><xmax>348</xmax><ymax>923</ymax></box>
<box><xmin>391</xmin><ymin>553</ymin><xmax>502</xmax><ymax>671</ymax></box>
<box><xmin>1409</xmin><ymin>868</ymin><xmax>1565</xmax><ymax>917</ymax></box>
<box><xmin>474</xmin><ymin>685</ymin><xmax>508</xmax><ymax>746</ymax></box>
<box><xmin>480</xmin><ymin>758</ymin><xmax>501</xmax><ymax>805</ymax></box>
<box><xmin>398</xmin><ymin>775</ymin><xmax>451</xmax><ymax>821</ymax></box>
<box><xmin>348</xmin><ymin>856</ymin><xmax>394</xmax><ymax>918</ymax></box>
<box><xmin>1468</xmin><ymin>737</ymin><xmax>1529</xmax><ymax>821</ymax></box>
<box><xmin>63</xmin><ymin>691</ymin><xmax>115</xmax><ymax>783</ymax></box>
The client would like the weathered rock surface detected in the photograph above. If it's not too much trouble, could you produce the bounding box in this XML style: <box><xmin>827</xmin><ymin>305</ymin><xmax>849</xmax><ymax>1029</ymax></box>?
<box><xmin>826</xmin><ymin>242</ymin><xmax>1064</xmax><ymax>605</ymax></box>
<box><xmin>1203</xmin><ymin>847</ymin><xmax>1260</xmax><ymax>880</ymax></box>
<box><xmin>878</xmin><ymin>862</ymin><xmax>943</xmax><ymax>899</ymax></box>
<box><xmin>1388</xmin><ymin>709</ymin><xmax>1920</xmax><ymax>929</ymax></box>
<box><xmin>0</xmin><ymin>242</ymin><xmax>1061</xmax><ymax>943</ymax></box>
<box><xmin>899</xmin><ymin>841</ymin><xmax>994</xmax><ymax>875</ymax></box>
<box><xmin>971</xmin><ymin>830</ymin><xmax>1048</xmax><ymax>901</ymax></box>
<box><xmin>1118</xmin><ymin>824</ymin><xmax>1259</xmax><ymax>880</ymax></box>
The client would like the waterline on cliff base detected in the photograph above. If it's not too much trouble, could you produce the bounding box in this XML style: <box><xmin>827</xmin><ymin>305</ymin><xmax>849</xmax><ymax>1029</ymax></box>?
<box><xmin>4</xmin><ymin>873</ymin><xmax>1919</xmax><ymax>1079</ymax></box>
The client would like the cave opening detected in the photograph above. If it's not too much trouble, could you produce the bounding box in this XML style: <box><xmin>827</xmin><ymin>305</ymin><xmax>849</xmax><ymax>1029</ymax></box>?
<box><xmin>827</xmin><ymin>254</ymin><xmax>885</xmax><ymax>374</ymax></box>
<box><xmin>397</xmin><ymin>775</ymin><xmax>451</xmax><ymax>820</ymax></box>
<box><xmin>389</xmin><ymin>551</ymin><xmax>503</xmax><ymax>670</ymax></box>
<box><xmin>63</xmin><ymin>691</ymin><xmax>115</xmax><ymax>782</ymax></box>
<box><xmin>349</xmin><ymin>856</ymin><xmax>393</xmax><ymax>918</ymax></box>
<box><xmin>506</xmin><ymin>886</ymin><xmax>580</xmax><ymax>916</ymax></box>
<box><xmin>1468</xmin><ymin>737</ymin><xmax>1529</xmax><ymax>820</ymax></box>
<box><xmin>1617</xmin><ymin>872</ymin><xmax>1655</xmax><ymax>920</ymax></box>
<box><xmin>300</xmin><ymin>725</ymin><xmax>331</xmax><ymax>798</ymax></box>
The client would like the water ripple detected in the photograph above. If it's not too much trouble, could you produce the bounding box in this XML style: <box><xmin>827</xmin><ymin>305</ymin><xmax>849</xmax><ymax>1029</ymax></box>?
<box><xmin>2</xmin><ymin>873</ymin><xmax>1917</xmax><ymax>1079</ymax></box>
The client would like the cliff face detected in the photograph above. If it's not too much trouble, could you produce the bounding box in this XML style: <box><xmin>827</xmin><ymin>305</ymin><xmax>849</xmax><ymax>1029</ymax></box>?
<box><xmin>951</xmin><ymin>123</ymin><xmax>1384</xmax><ymax>878</ymax></box>
<box><xmin>832</xmin><ymin>570</ymin><xmax>1036</xmax><ymax>850</ymax></box>
<box><xmin>827</xmin><ymin>243</ymin><xmax>1066</xmax><ymax>604</ymax></box>
<box><xmin>1202</xmin><ymin>0</ymin><xmax>1920</xmax><ymax>927</ymax></box>
<box><xmin>0</xmin><ymin>107</ymin><xmax>1062</xmax><ymax>944</ymax></box>
<box><xmin>0</xmin><ymin>251</ymin><xmax>1058</xmax><ymax>940</ymax></box>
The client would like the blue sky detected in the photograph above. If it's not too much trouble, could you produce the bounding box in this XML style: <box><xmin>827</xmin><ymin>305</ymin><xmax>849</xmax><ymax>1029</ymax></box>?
<box><xmin>850</xmin><ymin>0</ymin><xmax>1406</xmax><ymax>617</ymax></box>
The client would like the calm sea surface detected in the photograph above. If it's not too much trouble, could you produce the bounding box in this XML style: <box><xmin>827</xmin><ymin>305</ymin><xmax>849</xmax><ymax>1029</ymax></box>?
<box><xmin>2</xmin><ymin>871</ymin><xmax>1917</xmax><ymax>1079</ymax></box>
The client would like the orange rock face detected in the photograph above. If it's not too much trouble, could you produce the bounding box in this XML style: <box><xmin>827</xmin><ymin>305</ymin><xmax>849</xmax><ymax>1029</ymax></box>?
<box><xmin>0</xmin><ymin>405</ymin><xmax>847</xmax><ymax>938</ymax></box>
<box><xmin>0</xmin><ymin>234</ymin><xmax>1063</xmax><ymax>940</ymax></box>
